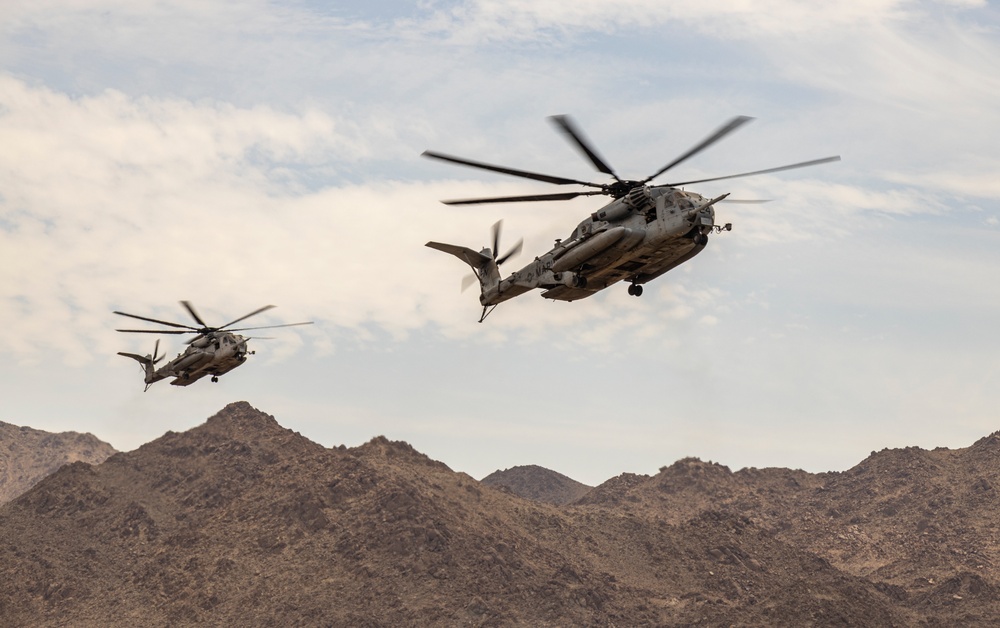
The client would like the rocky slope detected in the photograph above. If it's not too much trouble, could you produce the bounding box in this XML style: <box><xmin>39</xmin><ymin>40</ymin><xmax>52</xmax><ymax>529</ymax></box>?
<box><xmin>0</xmin><ymin>421</ymin><xmax>116</xmax><ymax>504</ymax></box>
<box><xmin>480</xmin><ymin>464</ymin><xmax>592</xmax><ymax>505</ymax></box>
<box><xmin>0</xmin><ymin>402</ymin><xmax>918</xmax><ymax>626</ymax></box>
<box><xmin>574</xmin><ymin>441</ymin><xmax>1000</xmax><ymax>625</ymax></box>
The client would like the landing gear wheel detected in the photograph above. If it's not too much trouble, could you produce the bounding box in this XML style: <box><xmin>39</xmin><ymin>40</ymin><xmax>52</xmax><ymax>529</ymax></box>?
<box><xmin>694</xmin><ymin>233</ymin><xmax>709</xmax><ymax>246</ymax></box>
<box><xmin>627</xmin><ymin>283</ymin><xmax>643</xmax><ymax>297</ymax></box>
<box><xmin>627</xmin><ymin>284</ymin><xmax>636</xmax><ymax>296</ymax></box>
<box><xmin>211</xmin><ymin>376</ymin><xmax>219</xmax><ymax>383</ymax></box>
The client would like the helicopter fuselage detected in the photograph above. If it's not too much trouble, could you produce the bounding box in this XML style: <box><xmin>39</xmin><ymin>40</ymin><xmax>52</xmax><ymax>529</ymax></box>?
<box><xmin>482</xmin><ymin>186</ymin><xmax>723</xmax><ymax>304</ymax></box>
<box><xmin>116</xmin><ymin>301</ymin><xmax>312</xmax><ymax>390</ymax></box>
<box><xmin>425</xmin><ymin>113</ymin><xmax>836</xmax><ymax>321</ymax></box>
<box><xmin>151</xmin><ymin>332</ymin><xmax>250</xmax><ymax>386</ymax></box>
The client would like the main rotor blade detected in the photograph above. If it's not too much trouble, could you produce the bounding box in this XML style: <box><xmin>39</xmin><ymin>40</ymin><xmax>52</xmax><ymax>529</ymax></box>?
<box><xmin>664</xmin><ymin>156</ymin><xmax>841</xmax><ymax>187</ymax></box>
<box><xmin>227</xmin><ymin>321</ymin><xmax>314</xmax><ymax>332</ymax></box>
<box><xmin>442</xmin><ymin>190</ymin><xmax>604</xmax><ymax>205</ymax></box>
<box><xmin>116</xmin><ymin>328</ymin><xmax>192</xmax><ymax>334</ymax></box>
<box><xmin>113</xmin><ymin>311</ymin><xmax>198</xmax><ymax>330</ymax></box>
<box><xmin>643</xmin><ymin>116</ymin><xmax>754</xmax><ymax>184</ymax></box>
<box><xmin>496</xmin><ymin>238</ymin><xmax>523</xmax><ymax>266</ymax></box>
<box><xmin>179</xmin><ymin>300</ymin><xmax>209</xmax><ymax>328</ymax></box>
<box><xmin>217</xmin><ymin>305</ymin><xmax>277</xmax><ymax>330</ymax></box>
<box><xmin>549</xmin><ymin>115</ymin><xmax>621</xmax><ymax>182</ymax></box>
<box><xmin>422</xmin><ymin>151</ymin><xmax>603</xmax><ymax>188</ymax></box>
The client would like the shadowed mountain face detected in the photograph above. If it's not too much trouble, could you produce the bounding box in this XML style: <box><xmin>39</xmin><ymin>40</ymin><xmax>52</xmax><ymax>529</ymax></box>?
<box><xmin>0</xmin><ymin>421</ymin><xmax>116</xmax><ymax>504</ymax></box>
<box><xmin>575</xmin><ymin>445</ymin><xmax>1000</xmax><ymax>624</ymax></box>
<box><xmin>481</xmin><ymin>464</ymin><xmax>592</xmax><ymax>505</ymax></box>
<box><xmin>0</xmin><ymin>402</ymin><xmax>995</xmax><ymax>625</ymax></box>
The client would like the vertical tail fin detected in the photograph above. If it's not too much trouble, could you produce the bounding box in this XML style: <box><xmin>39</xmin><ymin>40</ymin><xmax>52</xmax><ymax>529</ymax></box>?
<box><xmin>425</xmin><ymin>241</ymin><xmax>501</xmax><ymax>294</ymax></box>
<box><xmin>117</xmin><ymin>339</ymin><xmax>162</xmax><ymax>391</ymax></box>
<box><xmin>425</xmin><ymin>220</ymin><xmax>523</xmax><ymax>299</ymax></box>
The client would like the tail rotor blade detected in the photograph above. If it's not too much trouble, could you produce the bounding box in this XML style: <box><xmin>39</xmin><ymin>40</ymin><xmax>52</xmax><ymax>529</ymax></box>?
<box><xmin>461</xmin><ymin>273</ymin><xmax>478</xmax><ymax>292</ymax></box>
<box><xmin>491</xmin><ymin>220</ymin><xmax>502</xmax><ymax>260</ymax></box>
<box><xmin>496</xmin><ymin>238</ymin><xmax>523</xmax><ymax>266</ymax></box>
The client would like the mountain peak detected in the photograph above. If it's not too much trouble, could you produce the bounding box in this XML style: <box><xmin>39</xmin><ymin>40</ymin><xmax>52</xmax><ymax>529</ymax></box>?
<box><xmin>971</xmin><ymin>431</ymin><xmax>1000</xmax><ymax>451</ymax></box>
<box><xmin>353</xmin><ymin>435</ymin><xmax>450</xmax><ymax>470</ymax></box>
<box><xmin>0</xmin><ymin>421</ymin><xmax>117</xmax><ymax>504</ymax></box>
<box><xmin>203</xmin><ymin>401</ymin><xmax>282</xmax><ymax>436</ymax></box>
<box><xmin>481</xmin><ymin>464</ymin><xmax>592</xmax><ymax>505</ymax></box>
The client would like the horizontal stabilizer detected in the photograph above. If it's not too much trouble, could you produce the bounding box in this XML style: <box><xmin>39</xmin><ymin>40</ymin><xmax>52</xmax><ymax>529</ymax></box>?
<box><xmin>426</xmin><ymin>242</ymin><xmax>492</xmax><ymax>270</ymax></box>
<box><xmin>117</xmin><ymin>351</ymin><xmax>152</xmax><ymax>365</ymax></box>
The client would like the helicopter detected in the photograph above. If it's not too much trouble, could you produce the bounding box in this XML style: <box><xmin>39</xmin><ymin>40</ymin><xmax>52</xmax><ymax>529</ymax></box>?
<box><xmin>114</xmin><ymin>301</ymin><xmax>313</xmax><ymax>390</ymax></box>
<box><xmin>424</xmin><ymin>115</ymin><xmax>840</xmax><ymax>322</ymax></box>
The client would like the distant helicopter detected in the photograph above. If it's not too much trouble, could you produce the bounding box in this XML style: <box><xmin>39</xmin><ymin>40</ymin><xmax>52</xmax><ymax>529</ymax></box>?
<box><xmin>424</xmin><ymin>115</ymin><xmax>840</xmax><ymax>322</ymax></box>
<box><xmin>114</xmin><ymin>301</ymin><xmax>313</xmax><ymax>390</ymax></box>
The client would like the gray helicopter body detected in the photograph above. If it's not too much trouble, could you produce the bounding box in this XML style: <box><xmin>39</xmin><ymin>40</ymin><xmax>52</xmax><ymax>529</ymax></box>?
<box><xmin>424</xmin><ymin>115</ymin><xmax>837</xmax><ymax>321</ymax></box>
<box><xmin>114</xmin><ymin>301</ymin><xmax>311</xmax><ymax>390</ymax></box>
<box><xmin>119</xmin><ymin>331</ymin><xmax>250</xmax><ymax>389</ymax></box>
<box><xmin>499</xmin><ymin>187</ymin><xmax>722</xmax><ymax>303</ymax></box>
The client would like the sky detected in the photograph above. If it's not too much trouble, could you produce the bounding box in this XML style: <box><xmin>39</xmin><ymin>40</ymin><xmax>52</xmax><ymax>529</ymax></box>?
<box><xmin>1</xmin><ymin>0</ymin><xmax>998</xmax><ymax>486</ymax></box>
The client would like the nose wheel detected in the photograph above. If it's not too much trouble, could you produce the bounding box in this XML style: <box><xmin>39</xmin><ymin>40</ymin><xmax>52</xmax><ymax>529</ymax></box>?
<box><xmin>211</xmin><ymin>376</ymin><xmax>219</xmax><ymax>383</ymax></box>
<box><xmin>627</xmin><ymin>283</ymin><xmax>643</xmax><ymax>297</ymax></box>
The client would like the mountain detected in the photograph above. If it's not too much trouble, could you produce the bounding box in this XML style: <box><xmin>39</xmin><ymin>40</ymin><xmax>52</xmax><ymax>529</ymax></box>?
<box><xmin>0</xmin><ymin>402</ymin><xmax>913</xmax><ymax>626</ymax></box>
<box><xmin>0</xmin><ymin>421</ymin><xmax>116</xmax><ymax>504</ymax></box>
<box><xmin>575</xmin><ymin>441</ymin><xmax>1000</xmax><ymax>624</ymax></box>
<box><xmin>480</xmin><ymin>464</ymin><xmax>592</xmax><ymax>505</ymax></box>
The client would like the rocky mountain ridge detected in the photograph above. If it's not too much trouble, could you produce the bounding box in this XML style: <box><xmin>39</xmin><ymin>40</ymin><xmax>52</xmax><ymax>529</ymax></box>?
<box><xmin>0</xmin><ymin>420</ymin><xmax>117</xmax><ymax>504</ymax></box>
<box><xmin>481</xmin><ymin>464</ymin><xmax>592</xmax><ymax>505</ymax></box>
<box><xmin>0</xmin><ymin>402</ymin><xmax>997</xmax><ymax>626</ymax></box>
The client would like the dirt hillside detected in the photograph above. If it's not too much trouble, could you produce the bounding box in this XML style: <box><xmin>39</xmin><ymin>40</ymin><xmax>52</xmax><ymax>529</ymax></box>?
<box><xmin>0</xmin><ymin>402</ymin><xmax>920</xmax><ymax>626</ymax></box>
<box><xmin>573</xmin><ymin>442</ymin><xmax>1000</xmax><ymax>625</ymax></box>
<box><xmin>0</xmin><ymin>421</ymin><xmax>116</xmax><ymax>504</ymax></box>
<box><xmin>481</xmin><ymin>464</ymin><xmax>592</xmax><ymax>505</ymax></box>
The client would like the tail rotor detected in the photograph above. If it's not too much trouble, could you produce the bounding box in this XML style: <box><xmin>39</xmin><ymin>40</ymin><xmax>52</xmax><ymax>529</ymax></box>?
<box><xmin>492</xmin><ymin>220</ymin><xmax>523</xmax><ymax>266</ymax></box>
<box><xmin>117</xmin><ymin>338</ymin><xmax>163</xmax><ymax>392</ymax></box>
<box><xmin>459</xmin><ymin>220</ymin><xmax>523</xmax><ymax>292</ymax></box>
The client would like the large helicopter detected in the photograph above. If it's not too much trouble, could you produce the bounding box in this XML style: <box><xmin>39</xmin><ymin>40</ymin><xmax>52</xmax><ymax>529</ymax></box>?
<box><xmin>114</xmin><ymin>301</ymin><xmax>313</xmax><ymax>390</ymax></box>
<box><xmin>424</xmin><ymin>115</ymin><xmax>840</xmax><ymax>322</ymax></box>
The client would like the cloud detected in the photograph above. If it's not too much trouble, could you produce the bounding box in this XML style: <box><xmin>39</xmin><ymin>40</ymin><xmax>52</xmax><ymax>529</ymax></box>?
<box><xmin>3</xmin><ymin>53</ymin><xmax>994</xmax><ymax>372</ymax></box>
<box><xmin>3</xmin><ymin>2</ymin><xmax>1000</xmax><ymax>485</ymax></box>
<box><xmin>1</xmin><ymin>75</ymin><xmax>743</xmax><ymax>364</ymax></box>
<box><xmin>406</xmin><ymin>0</ymin><xmax>915</xmax><ymax>42</ymax></box>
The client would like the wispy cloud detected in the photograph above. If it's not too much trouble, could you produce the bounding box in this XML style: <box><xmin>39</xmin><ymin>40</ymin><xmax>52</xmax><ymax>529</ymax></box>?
<box><xmin>2</xmin><ymin>0</ymin><xmax>1000</xmax><ymax>480</ymax></box>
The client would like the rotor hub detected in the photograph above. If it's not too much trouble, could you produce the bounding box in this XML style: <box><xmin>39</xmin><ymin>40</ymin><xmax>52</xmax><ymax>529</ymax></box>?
<box><xmin>604</xmin><ymin>180</ymin><xmax>643</xmax><ymax>199</ymax></box>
